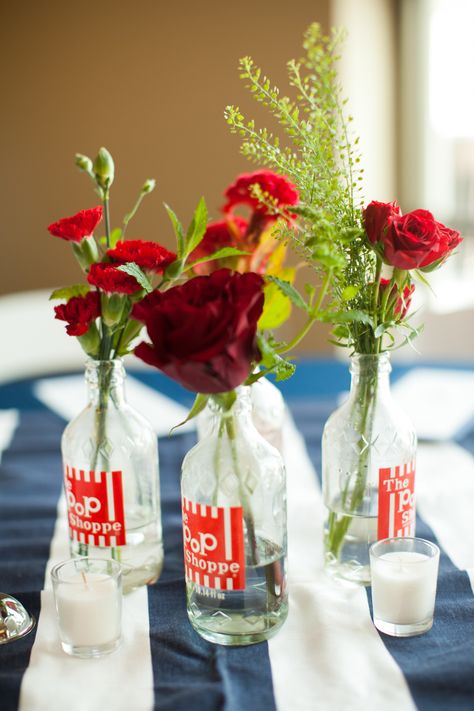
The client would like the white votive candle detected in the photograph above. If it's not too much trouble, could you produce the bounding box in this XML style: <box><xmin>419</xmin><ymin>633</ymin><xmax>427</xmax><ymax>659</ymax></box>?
<box><xmin>51</xmin><ymin>559</ymin><xmax>122</xmax><ymax>657</ymax></box>
<box><xmin>370</xmin><ymin>537</ymin><xmax>440</xmax><ymax>637</ymax></box>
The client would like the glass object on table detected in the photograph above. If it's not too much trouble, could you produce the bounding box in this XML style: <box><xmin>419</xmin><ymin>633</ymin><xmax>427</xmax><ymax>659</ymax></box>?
<box><xmin>182</xmin><ymin>386</ymin><xmax>288</xmax><ymax>646</ymax></box>
<box><xmin>51</xmin><ymin>557</ymin><xmax>122</xmax><ymax>657</ymax></box>
<box><xmin>370</xmin><ymin>536</ymin><xmax>440</xmax><ymax>637</ymax></box>
<box><xmin>61</xmin><ymin>359</ymin><xmax>163</xmax><ymax>593</ymax></box>
<box><xmin>322</xmin><ymin>352</ymin><xmax>417</xmax><ymax>585</ymax></box>
<box><xmin>0</xmin><ymin>593</ymin><xmax>35</xmax><ymax>644</ymax></box>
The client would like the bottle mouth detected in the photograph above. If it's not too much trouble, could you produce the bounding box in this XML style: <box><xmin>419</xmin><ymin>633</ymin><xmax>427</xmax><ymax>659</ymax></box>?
<box><xmin>85</xmin><ymin>358</ymin><xmax>125</xmax><ymax>387</ymax></box>
<box><xmin>350</xmin><ymin>352</ymin><xmax>392</xmax><ymax>376</ymax></box>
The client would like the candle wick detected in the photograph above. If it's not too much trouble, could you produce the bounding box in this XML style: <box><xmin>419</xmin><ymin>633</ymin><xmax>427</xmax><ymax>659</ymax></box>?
<box><xmin>81</xmin><ymin>571</ymin><xmax>89</xmax><ymax>589</ymax></box>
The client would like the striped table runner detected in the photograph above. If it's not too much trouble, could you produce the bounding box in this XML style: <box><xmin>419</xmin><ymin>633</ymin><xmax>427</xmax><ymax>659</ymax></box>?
<box><xmin>0</xmin><ymin>370</ymin><xmax>473</xmax><ymax>710</ymax></box>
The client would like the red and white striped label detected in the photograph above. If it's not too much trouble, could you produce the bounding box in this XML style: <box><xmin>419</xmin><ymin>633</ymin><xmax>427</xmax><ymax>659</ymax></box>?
<box><xmin>64</xmin><ymin>464</ymin><xmax>126</xmax><ymax>547</ymax></box>
<box><xmin>378</xmin><ymin>460</ymin><xmax>416</xmax><ymax>539</ymax></box>
<box><xmin>182</xmin><ymin>497</ymin><xmax>245</xmax><ymax>591</ymax></box>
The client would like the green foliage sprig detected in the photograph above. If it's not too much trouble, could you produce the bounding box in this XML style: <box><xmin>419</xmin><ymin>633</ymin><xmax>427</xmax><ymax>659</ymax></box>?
<box><xmin>225</xmin><ymin>23</ymin><xmax>420</xmax><ymax>354</ymax></box>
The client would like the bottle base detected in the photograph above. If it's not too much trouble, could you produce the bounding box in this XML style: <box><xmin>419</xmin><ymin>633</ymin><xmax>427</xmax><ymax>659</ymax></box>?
<box><xmin>325</xmin><ymin>553</ymin><xmax>371</xmax><ymax>586</ymax></box>
<box><xmin>188</xmin><ymin>604</ymin><xmax>288</xmax><ymax>646</ymax></box>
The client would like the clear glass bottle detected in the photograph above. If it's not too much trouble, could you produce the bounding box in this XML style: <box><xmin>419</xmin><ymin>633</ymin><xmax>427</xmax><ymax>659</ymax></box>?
<box><xmin>322</xmin><ymin>353</ymin><xmax>417</xmax><ymax>585</ymax></box>
<box><xmin>197</xmin><ymin>376</ymin><xmax>285</xmax><ymax>454</ymax></box>
<box><xmin>182</xmin><ymin>387</ymin><xmax>288</xmax><ymax>646</ymax></box>
<box><xmin>61</xmin><ymin>359</ymin><xmax>163</xmax><ymax>593</ymax></box>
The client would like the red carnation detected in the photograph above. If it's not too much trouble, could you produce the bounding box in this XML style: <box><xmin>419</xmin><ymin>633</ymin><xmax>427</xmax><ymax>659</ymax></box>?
<box><xmin>383</xmin><ymin>210</ymin><xmax>462</xmax><ymax>270</ymax></box>
<box><xmin>379</xmin><ymin>278</ymin><xmax>415</xmax><ymax>319</ymax></box>
<box><xmin>223</xmin><ymin>170</ymin><xmax>299</xmax><ymax>220</ymax></box>
<box><xmin>363</xmin><ymin>201</ymin><xmax>401</xmax><ymax>245</ymax></box>
<box><xmin>188</xmin><ymin>217</ymin><xmax>248</xmax><ymax>275</ymax></box>
<box><xmin>107</xmin><ymin>240</ymin><xmax>176</xmax><ymax>273</ymax></box>
<box><xmin>54</xmin><ymin>291</ymin><xmax>101</xmax><ymax>336</ymax></box>
<box><xmin>87</xmin><ymin>263</ymin><xmax>142</xmax><ymax>294</ymax></box>
<box><xmin>133</xmin><ymin>269</ymin><xmax>264</xmax><ymax>393</ymax></box>
<box><xmin>48</xmin><ymin>206</ymin><xmax>103</xmax><ymax>243</ymax></box>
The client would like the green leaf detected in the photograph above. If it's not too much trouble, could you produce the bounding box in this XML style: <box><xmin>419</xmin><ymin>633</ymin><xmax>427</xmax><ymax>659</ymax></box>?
<box><xmin>373</xmin><ymin>321</ymin><xmax>397</xmax><ymax>339</ymax></box>
<box><xmin>109</xmin><ymin>227</ymin><xmax>123</xmax><ymax>248</ymax></box>
<box><xmin>341</xmin><ymin>285</ymin><xmax>360</xmax><ymax>301</ymax></box>
<box><xmin>169</xmin><ymin>393</ymin><xmax>210</xmax><ymax>434</ymax></box>
<box><xmin>116</xmin><ymin>263</ymin><xmax>153</xmax><ymax>293</ymax></box>
<box><xmin>164</xmin><ymin>203</ymin><xmax>185</xmax><ymax>258</ymax></box>
<box><xmin>259</xmin><ymin>279</ymin><xmax>292</xmax><ymax>330</ymax></box>
<box><xmin>267</xmin><ymin>276</ymin><xmax>310</xmax><ymax>313</ymax></box>
<box><xmin>414</xmin><ymin>269</ymin><xmax>435</xmax><ymax>294</ymax></box>
<box><xmin>320</xmin><ymin>309</ymin><xmax>374</xmax><ymax>327</ymax></box>
<box><xmin>49</xmin><ymin>284</ymin><xmax>91</xmax><ymax>301</ymax></box>
<box><xmin>257</xmin><ymin>334</ymin><xmax>296</xmax><ymax>381</ymax></box>
<box><xmin>184</xmin><ymin>197</ymin><xmax>208</xmax><ymax>257</ymax></box>
<box><xmin>186</xmin><ymin>247</ymin><xmax>250</xmax><ymax>269</ymax></box>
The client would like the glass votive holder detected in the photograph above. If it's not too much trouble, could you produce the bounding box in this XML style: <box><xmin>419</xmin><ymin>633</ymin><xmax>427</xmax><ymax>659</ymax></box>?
<box><xmin>51</xmin><ymin>558</ymin><xmax>122</xmax><ymax>658</ymax></box>
<box><xmin>369</xmin><ymin>537</ymin><xmax>440</xmax><ymax>637</ymax></box>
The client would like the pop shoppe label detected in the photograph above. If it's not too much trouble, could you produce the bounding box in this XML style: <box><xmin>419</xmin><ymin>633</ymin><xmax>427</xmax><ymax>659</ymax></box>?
<box><xmin>64</xmin><ymin>465</ymin><xmax>126</xmax><ymax>547</ymax></box>
<box><xmin>378</xmin><ymin>460</ymin><xmax>416</xmax><ymax>539</ymax></box>
<box><xmin>182</xmin><ymin>497</ymin><xmax>246</xmax><ymax>591</ymax></box>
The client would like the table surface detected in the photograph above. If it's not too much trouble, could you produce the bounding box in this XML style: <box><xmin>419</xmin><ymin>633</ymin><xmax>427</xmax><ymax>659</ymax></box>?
<box><xmin>1</xmin><ymin>358</ymin><xmax>474</xmax><ymax>711</ymax></box>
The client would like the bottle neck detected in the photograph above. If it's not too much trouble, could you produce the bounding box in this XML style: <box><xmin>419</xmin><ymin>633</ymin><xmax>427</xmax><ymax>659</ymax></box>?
<box><xmin>85</xmin><ymin>359</ymin><xmax>126</xmax><ymax>408</ymax></box>
<box><xmin>208</xmin><ymin>387</ymin><xmax>253</xmax><ymax>435</ymax></box>
<box><xmin>349</xmin><ymin>352</ymin><xmax>391</xmax><ymax>401</ymax></box>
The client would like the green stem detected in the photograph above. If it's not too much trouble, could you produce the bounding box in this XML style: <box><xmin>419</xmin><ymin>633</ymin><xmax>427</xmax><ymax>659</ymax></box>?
<box><xmin>103</xmin><ymin>189</ymin><xmax>111</xmax><ymax>249</ymax></box>
<box><xmin>87</xmin><ymin>362</ymin><xmax>119</xmax><ymax>561</ymax></box>
<box><xmin>277</xmin><ymin>270</ymin><xmax>332</xmax><ymax>355</ymax></box>
<box><xmin>122</xmin><ymin>192</ymin><xmax>146</xmax><ymax>240</ymax></box>
<box><xmin>225</xmin><ymin>413</ymin><xmax>259</xmax><ymax>567</ymax></box>
<box><xmin>325</xmin><ymin>364</ymin><xmax>378</xmax><ymax>561</ymax></box>
<box><xmin>373</xmin><ymin>256</ymin><xmax>383</xmax><ymax>353</ymax></box>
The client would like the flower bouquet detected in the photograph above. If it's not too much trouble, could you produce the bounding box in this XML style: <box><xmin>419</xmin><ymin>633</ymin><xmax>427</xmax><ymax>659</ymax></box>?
<box><xmin>225</xmin><ymin>24</ymin><xmax>462</xmax><ymax>582</ymax></box>
<box><xmin>133</xmin><ymin>268</ymin><xmax>288</xmax><ymax>645</ymax></box>
<box><xmin>48</xmin><ymin>148</ymin><xmax>252</xmax><ymax>591</ymax></box>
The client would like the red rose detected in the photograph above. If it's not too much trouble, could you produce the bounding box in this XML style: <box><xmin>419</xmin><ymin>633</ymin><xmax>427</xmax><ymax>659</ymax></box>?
<box><xmin>223</xmin><ymin>170</ymin><xmax>299</xmax><ymax>220</ymax></box>
<box><xmin>48</xmin><ymin>206</ymin><xmax>103</xmax><ymax>243</ymax></box>
<box><xmin>363</xmin><ymin>201</ymin><xmax>400</xmax><ymax>245</ymax></box>
<box><xmin>379</xmin><ymin>278</ymin><xmax>415</xmax><ymax>319</ymax></box>
<box><xmin>133</xmin><ymin>269</ymin><xmax>264</xmax><ymax>393</ymax></box>
<box><xmin>188</xmin><ymin>217</ymin><xmax>248</xmax><ymax>275</ymax></box>
<box><xmin>87</xmin><ymin>263</ymin><xmax>142</xmax><ymax>294</ymax></box>
<box><xmin>383</xmin><ymin>210</ymin><xmax>462</xmax><ymax>270</ymax></box>
<box><xmin>106</xmin><ymin>240</ymin><xmax>176</xmax><ymax>273</ymax></box>
<box><xmin>54</xmin><ymin>291</ymin><xmax>101</xmax><ymax>336</ymax></box>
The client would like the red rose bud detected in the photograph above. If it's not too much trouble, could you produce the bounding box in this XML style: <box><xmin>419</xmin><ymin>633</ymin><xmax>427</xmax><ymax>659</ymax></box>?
<box><xmin>106</xmin><ymin>240</ymin><xmax>176</xmax><ymax>273</ymax></box>
<box><xmin>188</xmin><ymin>217</ymin><xmax>248</xmax><ymax>275</ymax></box>
<box><xmin>223</xmin><ymin>170</ymin><xmax>299</xmax><ymax>220</ymax></box>
<box><xmin>383</xmin><ymin>209</ymin><xmax>462</xmax><ymax>270</ymax></box>
<box><xmin>87</xmin><ymin>263</ymin><xmax>142</xmax><ymax>294</ymax></box>
<box><xmin>48</xmin><ymin>206</ymin><xmax>103</xmax><ymax>243</ymax></box>
<box><xmin>379</xmin><ymin>278</ymin><xmax>415</xmax><ymax>319</ymax></box>
<box><xmin>363</xmin><ymin>200</ymin><xmax>401</xmax><ymax>245</ymax></box>
<box><xmin>54</xmin><ymin>291</ymin><xmax>101</xmax><ymax>336</ymax></box>
<box><xmin>133</xmin><ymin>269</ymin><xmax>264</xmax><ymax>393</ymax></box>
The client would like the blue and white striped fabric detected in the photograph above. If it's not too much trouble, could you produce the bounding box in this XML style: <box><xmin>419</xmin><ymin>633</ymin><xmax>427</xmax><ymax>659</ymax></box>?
<box><xmin>1</xmin><ymin>362</ymin><xmax>473</xmax><ymax>711</ymax></box>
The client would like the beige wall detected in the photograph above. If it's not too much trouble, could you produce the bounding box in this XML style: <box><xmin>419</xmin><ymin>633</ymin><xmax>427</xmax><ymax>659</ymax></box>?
<box><xmin>1</xmin><ymin>0</ymin><xmax>334</xmax><ymax>353</ymax></box>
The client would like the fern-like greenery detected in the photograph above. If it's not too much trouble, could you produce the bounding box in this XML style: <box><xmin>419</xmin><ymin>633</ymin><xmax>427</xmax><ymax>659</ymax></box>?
<box><xmin>225</xmin><ymin>23</ymin><xmax>420</xmax><ymax>354</ymax></box>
